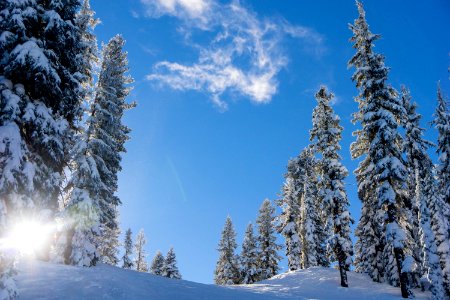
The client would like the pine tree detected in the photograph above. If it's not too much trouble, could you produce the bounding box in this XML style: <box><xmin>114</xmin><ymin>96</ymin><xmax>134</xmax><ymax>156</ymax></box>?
<box><xmin>298</xmin><ymin>148</ymin><xmax>320</xmax><ymax>269</ymax></box>
<box><xmin>424</xmin><ymin>170</ymin><xmax>450</xmax><ymax>298</ymax></box>
<box><xmin>256</xmin><ymin>199</ymin><xmax>282</xmax><ymax>281</ymax></box>
<box><xmin>240</xmin><ymin>223</ymin><xmax>259</xmax><ymax>284</ymax></box>
<box><xmin>1</xmin><ymin>1</ymin><xmax>86</xmax><ymax>296</ymax></box>
<box><xmin>278</xmin><ymin>174</ymin><xmax>302</xmax><ymax>271</ymax></box>
<box><xmin>349</xmin><ymin>2</ymin><xmax>385</xmax><ymax>283</ymax></box>
<box><xmin>134</xmin><ymin>229</ymin><xmax>148</xmax><ymax>272</ymax></box>
<box><xmin>162</xmin><ymin>248</ymin><xmax>182</xmax><ymax>279</ymax></box>
<box><xmin>98</xmin><ymin>213</ymin><xmax>120</xmax><ymax>266</ymax></box>
<box><xmin>48</xmin><ymin>0</ymin><xmax>100</xmax><ymax>267</ymax></box>
<box><xmin>150</xmin><ymin>251</ymin><xmax>165</xmax><ymax>276</ymax></box>
<box><xmin>76</xmin><ymin>0</ymin><xmax>99</xmax><ymax>97</ymax></box>
<box><xmin>214</xmin><ymin>216</ymin><xmax>240</xmax><ymax>285</ymax></box>
<box><xmin>87</xmin><ymin>34</ymin><xmax>134</xmax><ymax>246</ymax></box>
<box><xmin>349</xmin><ymin>2</ymin><xmax>412</xmax><ymax>297</ymax></box>
<box><xmin>401</xmin><ymin>86</ymin><xmax>437</xmax><ymax>291</ymax></box>
<box><xmin>433</xmin><ymin>84</ymin><xmax>450</xmax><ymax>207</ymax></box>
<box><xmin>431</xmin><ymin>85</ymin><xmax>450</xmax><ymax>296</ymax></box>
<box><xmin>54</xmin><ymin>133</ymin><xmax>101</xmax><ymax>267</ymax></box>
<box><xmin>122</xmin><ymin>228</ymin><xmax>134</xmax><ymax>269</ymax></box>
<box><xmin>310</xmin><ymin>86</ymin><xmax>354</xmax><ymax>287</ymax></box>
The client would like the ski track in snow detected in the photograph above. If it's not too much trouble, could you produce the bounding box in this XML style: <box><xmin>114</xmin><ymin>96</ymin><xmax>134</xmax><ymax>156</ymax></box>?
<box><xmin>16</xmin><ymin>259</ymin><xmax>431</xmax><ymax>300</ymax></box>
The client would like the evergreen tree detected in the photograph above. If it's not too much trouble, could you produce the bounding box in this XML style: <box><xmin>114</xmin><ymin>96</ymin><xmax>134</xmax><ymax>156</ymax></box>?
<box><xmin>349</xmin><ymin>2</ymin><xmax>412</xmax><ymax>297</ymax></box>
<box><xmin>162</xmin><ymin>248</ymin><xmax>181</xmax><ymax>279</ymax></box>
<box><xmin>214</xmin><ymin>216</ymin><xmax>240</xmax><ymax>285</ymax></box>
<box><xmin>298</xmin><ymin>148</ymin><xmax>320</xmax><ymax>269</ymax></box>
<box><xmin>401</xmin><ymin>87</ymin><xmax>433</xmax><ymax>289</ymax></box>
<box><xmin>278</xmin><ymin>174</ymin><xmax>302</xmax><ymax>271</ymax></box>
<box><xmin>431</xmin><ymin>84</ymin><xmax>450</xmax><ymax>296</ymax></box>
<box><xmin>0</xmin><ymin>1</ymin><xmax>86</xmax><ymax>296</ymax></box>
<box><xmin>49</xmin><ymin>0</ymin><xmax>100</xmax><ymax>267</ymax></box>
<box><xmin>134</xmin><ymin>229</ymin><xmax>148</xmax><ymax>272</ymax></box>
<box><xmin>240</xmin><ymin>223</ymin><xmax>259</xmax><ymax>284</ymax></box>
<box><xmin>150</xmin><ymin>251</ymin><xmax>165</xmax><ymax>276</ymax></box>
<box><xmin>54</xmin><ymin>133</ymin><xmax>100</xmax><ymax>267</ymax></box>
<box><xmin>310</xmin><ymin>86</ymin><xmax>354</xmax><ymax>287</ymax></box>
<box><xmin>433</xmin><ymin>84</ymin><xmax>450</xmax><ymax>207</ymax></box>
<box><xmin>75</xmin><ymin>0</ymin><xmax>100</xmax><ymax>97</ymax></box>
<box><xmin>256</xmin><ymin>199</ymin><xmax>282</xmax><ymax>281</ymax></box>
<box><xmin>87</xmin><ymin>34</ymin><xmax>134</xmax><ymax>245</ymax></box>
<box><xmin>424</xmin><ymin>170</ymin><xmax>450</xmax><ymax>298</ymax></box>
<box><xmin>98</xmin><ymin>213</ymin><xmax>120</xmax><ymax>265</ymax></box>
<box><xmin>122</xmin><ymin>228</ymin><xmax>134</xmax><ymax>269</ymax></box>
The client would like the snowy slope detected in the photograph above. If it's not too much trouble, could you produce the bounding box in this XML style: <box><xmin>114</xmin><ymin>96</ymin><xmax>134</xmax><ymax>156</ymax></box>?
<box><xmin>17</xmin><ymin>259</ymin><xmax>431</xmax><ymax>300</ymax></box>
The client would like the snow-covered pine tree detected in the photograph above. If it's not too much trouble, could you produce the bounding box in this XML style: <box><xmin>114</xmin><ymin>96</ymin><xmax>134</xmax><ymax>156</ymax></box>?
<box><xmin>87</xmin><ymin>34</ymin><xmax>135</xmax><ymax>257</ymax></box>
<box><xmin>433</xmin><ymin>84</ymin><xmax>450</xmax><ymax>208</ymax></box>
<box><xmin>150</xmin><ymin>251</ymin><xmax>165</xmax><ymax>276</ymax></box>
<box><xmin>76</xmin><ymin>0</ymin><xmax>99</xmax><ymax>97</ymax></box>
<box><xmin>277</xmin><ymin>173</ymin><xmax>302</xmax><ymax>271</ymax></box>
<box><xmin>349</xmin><ymin>2</ymin><xmax>385</xmax><ymax>283</ymax></box>
<box><xmin>349</xmin><ymin>2</ymin><xmax>412</xmax><ymax>297</ymax></box>
<box><xmin>431</xmin><ymin>84</ymin><xmax>450</xmax><ymax>296</ymax></box>
<box><xmin>55</xmin><ymin>131</ymin><xmax>100</xmax><ymax>267</ymax></box>
<box><xmin>48</xmin><ymin>0</ymin><xmax>100</xmax><ymax>267</ymax></box>
<box><xmin>297</xmin><ymin>148</ymin><xmax>319</xmax><ymax>269</ymax></box>
<box><xmin>1</xmin><ymin>0</ymin><xmax>87</xmax><ymax>296</ymax></box>
<box><xmin>162</xmin><ymin>248</ymin><xmax>182</xmax><ymax>280</ymax></box>
<box><xmin>122</xmin><ymin>228</ymin><xmax>134</xmax><ymax>269</ymax></box>
<box><xmin>256</xmin><ymin>199</ymin><xmax>282</xmax><ymax>281</ymax></box>
<box><xmin>214</xmin><ymin>216</ymin><xmax>240</xmax><ymax>285</ymax></box>
<box><xmin>401</xmin><ymin>87</ymin><xmax>431</xmax><ymax>287</ymax></box>
<box><xmin>402</xmin><ymin>88</ymin><xmax>445</xmax><ymax>299</ymax></box>
<box><xmin>424</xmin><ymin>169</ymin><xmax>450</xmax><ymax>298</ymax></box>
<box><xmin>240</xmin><ymin>223</ymin><xmax>259</xmax><ymax>284</ymax></box>
<box><xmin>418</xmin><ymin>180</ymin><xmax>446</xmax><ymax>300</ymax></box>
<box><xmin>309</xmin><ymin>86</ymin><xmax>354</xmax><ymax>287</ymax></box>
<box><xmin>134</xmin><ymin>229</ymin><xmax>148</xmax><ymax>272</ymax></box>
<box><xmin>98</xmin><ymin>212</ymin><xmax>120</xmax><ymax>265</ymax></box>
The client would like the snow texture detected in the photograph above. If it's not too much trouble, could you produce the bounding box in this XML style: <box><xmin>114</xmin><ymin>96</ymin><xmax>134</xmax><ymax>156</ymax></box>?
<box><xmin>16</xmin><ymin>259</ymin><xmax>432</xmax><ymax>300</ymax></box>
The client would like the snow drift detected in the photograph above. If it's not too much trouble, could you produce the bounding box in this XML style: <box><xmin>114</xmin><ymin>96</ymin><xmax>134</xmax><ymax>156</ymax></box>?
<box><xmin>17</xmin><ymin>259</ymin><xmax>430</xmax><ymax>299</ymax></box>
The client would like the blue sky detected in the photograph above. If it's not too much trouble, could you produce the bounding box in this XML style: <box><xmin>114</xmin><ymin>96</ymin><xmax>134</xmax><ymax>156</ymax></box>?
<box><xmin>90</xmin><ymin>0</ymin><xmax>450</xmax><ymax>283</ymax></box>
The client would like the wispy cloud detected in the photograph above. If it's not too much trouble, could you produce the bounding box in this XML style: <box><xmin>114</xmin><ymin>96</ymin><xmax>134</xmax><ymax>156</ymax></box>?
<box><xmin>142</xmin><ymin>0</ymin><xmax>324</xmax><ymax>109</ymax></box>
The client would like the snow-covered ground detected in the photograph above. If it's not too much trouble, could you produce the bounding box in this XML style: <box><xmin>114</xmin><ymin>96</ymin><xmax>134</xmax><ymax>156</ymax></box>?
<box><xmin>17</xmin><ymin>259</ymin><xmax>431</xmax><ymax>299</ymax></box>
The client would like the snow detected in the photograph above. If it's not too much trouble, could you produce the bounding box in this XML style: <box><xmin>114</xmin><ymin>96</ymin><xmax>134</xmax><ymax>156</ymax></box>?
<box><xmin>16</xmin><ymin>259</ymin><xmax>431</xmax><ymax>300</ymax></box>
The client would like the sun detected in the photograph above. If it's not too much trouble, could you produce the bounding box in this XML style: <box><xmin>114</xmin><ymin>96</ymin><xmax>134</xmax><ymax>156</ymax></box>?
<box><xmin>3</xmin><ymin>221</ymin><xmax>54</xmax><ymax>255</ymax></box>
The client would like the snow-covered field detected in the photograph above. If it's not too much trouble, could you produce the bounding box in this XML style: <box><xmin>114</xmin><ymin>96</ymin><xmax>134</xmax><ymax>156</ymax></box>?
<box><xmin>17</xmin><ymin>259</ymin><xmax>431</xmax><ymax>300</ymax></box>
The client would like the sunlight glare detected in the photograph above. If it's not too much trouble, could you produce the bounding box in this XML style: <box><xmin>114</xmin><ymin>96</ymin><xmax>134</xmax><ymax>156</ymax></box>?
<box><xmin>6</xmin><ymin>221</ymin><xmax>53</xmax><ymax>255</ymax></box>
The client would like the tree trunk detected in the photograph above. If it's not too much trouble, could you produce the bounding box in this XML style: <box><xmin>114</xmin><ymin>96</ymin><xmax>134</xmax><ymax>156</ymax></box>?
<box><xmin>338</xmin><ymin>260</ymin><xmax>348</xmax><ymax>287</ymax></box>
<box><xmin>387</xmin><ymin>204</ymin><xmax>413</xmax><ymax>299</ymax></box>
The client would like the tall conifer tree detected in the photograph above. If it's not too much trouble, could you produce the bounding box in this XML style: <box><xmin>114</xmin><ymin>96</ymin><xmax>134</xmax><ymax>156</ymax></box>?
<box><xmin>431</xmin><ymin>85</ymin><xmax>450</xmax><ymax>296</ymax></box>
<box><xmin>122</xmin><ymin>228</ymin><xmax>134</xmax><ymax>269</ymax></box>
<box><xmin>240</xmin><ymin>223</ymin><xmax>259</xmax><ymax>284</ymax></box>
<box><xmin>0</xmin><ymin>0</ymin><xmax>86</xmax><ymax>297</ymax></box>
<box><xmin>401</xmin><ymin>87</ymin><xmax>429</xmax><ymax>287</ymax></box>
<box><xmin>256</xmin><ymin>199</ymin><xmax>282</xmax><ymax>281</ymax></box>
<box><xmin>278</xmin><ymin>174</ymin><xmax>302</xmax><ymax>271</ymax></box>
<box><xmin>87</xmin><ymin>35</ymin><xmax>134</xmax><ymax>245</ymax></box>
<box><xmin>214</xmin><ymin>216</ymin><xmax>240</xmax><ymax>285</ymax></box>
<box><xmin>349</xmin><ymin>2</ymin><xmax>412</xmax><ymax>297</ymax></box>
<box><xmin>310</xmin><ymin>86</ymin><xmax>354</xmax><ymax>287</ymax></box>
<box><xmin>134</xmin><ymin>229</ymin><xmax>148</xmax><ymax>272</ymax></box>
<box><xmin>433</xmin><ymin>84</ymin><xmax>450</xmax><ymax>207</ymax></box>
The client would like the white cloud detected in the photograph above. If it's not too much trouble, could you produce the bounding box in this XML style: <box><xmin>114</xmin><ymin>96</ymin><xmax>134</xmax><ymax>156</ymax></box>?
<box><xmin>142</xmin><ymin>0</ymin><xmax>324</xmax><ymax>109</ymax></box>
<box><xmin>141</xmin><ymin>0</ymin><xmax>212</xmax><ymax>24</ymax></box>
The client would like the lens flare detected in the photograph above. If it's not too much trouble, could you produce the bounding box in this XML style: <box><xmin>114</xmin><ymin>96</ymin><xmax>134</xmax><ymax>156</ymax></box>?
<box><xmin>2</xmin><ymin>221</ymin><xmax>54</xmax><ymax>255</ymax></box>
